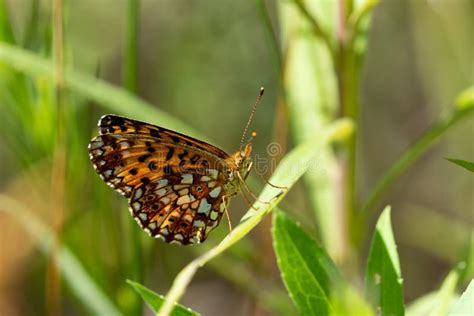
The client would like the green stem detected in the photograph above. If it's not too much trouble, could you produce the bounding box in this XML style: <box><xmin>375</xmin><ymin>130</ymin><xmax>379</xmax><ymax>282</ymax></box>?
<box><xmin>123</xmin><ymin>0</ymin><xmax>139</xmax><ymax>93</ymax></box>
<box><xmin>356</xmin><ymin>87</ymin><xmax>474</xmax><ymax>243</ymax></box>
<box><xmin>256</xmin><ymin>0</ymin><xmax>282</xmax><ymax>76</ymax></box>
<box><xmin>293</xmin><ymin>0</ymin><xmax>336</xmax><ymax>61</ymax></box>
<box><xmin>123</xmin><ymin>1</ymin><xmax>143</xmax><ymax>315</ymax></box>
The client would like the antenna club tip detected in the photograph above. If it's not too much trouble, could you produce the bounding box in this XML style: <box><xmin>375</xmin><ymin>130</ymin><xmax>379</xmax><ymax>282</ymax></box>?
<box><xmin>259</xmin><ymin>87</ymin><xmax>265</xmax><ymax>96</ymax></box>
<box><xmin>251</xmin><ymin>131</ymin><xmax>257</xmax><ymax>138</ymax></box>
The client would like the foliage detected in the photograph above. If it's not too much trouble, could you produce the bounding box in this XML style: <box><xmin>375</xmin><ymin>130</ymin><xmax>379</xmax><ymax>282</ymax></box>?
<box><xmin>0</xmin><ymin>0</ymin><xmax>472</xmax><ymax>316</ymax></box>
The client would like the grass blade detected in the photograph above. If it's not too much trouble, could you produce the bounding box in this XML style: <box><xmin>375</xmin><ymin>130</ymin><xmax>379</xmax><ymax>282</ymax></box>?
<box><xmin>0</xmin><ymin>194</ymin><xmax>122</xmax><ymax>316</ymax></box>
<box><xmin>445</xmin><ymin>158</ymin><xmax>474</xmax><ymax>173</ymax></box>
<box><xmin>0</xmin><ymin>42</ymin><xmax>206</xmax><ymax>140</ymax></box>
<box><xmin>358</xmin><ymin>86</ymin><xmax>474</xmax><ymax>241</ymax></box>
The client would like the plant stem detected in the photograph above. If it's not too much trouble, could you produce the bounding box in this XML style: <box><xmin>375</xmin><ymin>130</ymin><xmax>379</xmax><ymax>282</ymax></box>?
<box><xmin>334</xmin><ymin>0</ymin><xmax>358</xmax><ymax>267</ymax></box>
<box><xmin>356</xmin><ymin>86</ymin><xmax>474</xmax><ymax>244</ymax></box>
<box><xmin>123</xmin><ymin>0</ymin><xmax>139</xmax><ymax>93</ymax></box>
<box><xmin>256</xmin><ymin>0</ymin><xmax>282</xmax><ymax>76</ymax></box>
<box><xmin>123</xmin><ymin>1</ymin><xmax>143</xmax><ymax>315</ymax></box>
<box><xmin>293</xmin><ymin>0</ymin><xmax>336</xmax><ymax>61</ymax></box>
<box><xmin>47</xmin><ymin>0</ymin><xmax>65</xmax><ymax>314</ymax></box>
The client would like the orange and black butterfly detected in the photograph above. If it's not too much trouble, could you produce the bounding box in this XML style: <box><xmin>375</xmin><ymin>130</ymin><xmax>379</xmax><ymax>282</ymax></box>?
<box><xmin>88</xmin><ymin>91</ymin><xmax>264</xmax><ymax>245</ymax></box>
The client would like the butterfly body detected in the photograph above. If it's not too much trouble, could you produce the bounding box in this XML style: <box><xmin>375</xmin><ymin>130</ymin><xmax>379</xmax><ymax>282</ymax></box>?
<box><xmin>88</xmin><ymin>115</ymin><xmax>252</xmax><ymax>245</ymax></box>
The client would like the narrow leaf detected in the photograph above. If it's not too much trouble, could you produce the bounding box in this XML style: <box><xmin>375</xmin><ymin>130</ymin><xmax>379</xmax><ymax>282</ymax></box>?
<box><xmin>446</xmin><ymin>158</ymin><xmax>474</xmax><ymax>173</ymax></box>
<box><xmin>0</xmin><ymin>195</ymin><xmax>121</xmax><ymax>316</ymax></box>
<box><xmin>127</xmin><ymin>280</ymin><xmax>199</xmax><ymax>316</ymax></box>
<box><xmin>449</xmin><ymin>280</ymin><xmax>474</xmax><ymax>316</ymax></box>
<box><xmin>406</xmin><ymin>263</ymin><xmax>464</xmax><ymax>316</ymax></box>
<box><xmin>365</xmin><ymin>206</ymin><xmax>405</xmax><ymax>316</ymax></box>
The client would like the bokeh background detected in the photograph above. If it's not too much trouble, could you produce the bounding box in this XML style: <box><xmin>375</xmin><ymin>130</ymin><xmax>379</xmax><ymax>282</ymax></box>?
<box><xmin>0</xmin><ymin>0</ymin><xmax>472</xmax><ymax>315</ymax></box>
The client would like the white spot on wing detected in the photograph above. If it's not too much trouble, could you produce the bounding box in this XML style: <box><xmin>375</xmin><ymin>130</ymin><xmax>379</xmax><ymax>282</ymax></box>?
<box><xmin>210</xmin><ymin>210</ymin><xmax>218</xmax><ymax>220</ymax></box>
<box><xmin>209</xmin><ymin>186</ymin><xmax>222</xmax><ymax>198</ymax></box>
<box><xmin>208</xmin><ymin>169</ymin><xmax>218</xmax><ymax>179</ymax></box>
<box><xmin>181</xmin><ymin>174</ymin><xmax>193</xmax><ymax>184</ymax></box>
<box><xmin>134</xmin><ymin>188</ymin><xmax>143</xmax><ymax>199</ymax></box>
<box><xmin>177</xmin><ymin>194</ymin><xmax>196</xmax><ymax>205</ymax></box>
<box><xmin>156</xmin><ymin>179</ymin><xmax>169</xmax><ymax>189</ymax></box>
<box><xmin>198</xmin><ymin>199</ymin><xmax>211</xmax><ymax>215</ymax></box>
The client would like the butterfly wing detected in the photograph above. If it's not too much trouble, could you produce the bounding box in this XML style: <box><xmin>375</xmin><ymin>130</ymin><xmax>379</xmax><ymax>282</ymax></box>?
<box><xmin>97</xmin><ymin>114</ymin><xmax>229</xmax><ymax>159</ymax></box>
<box><xmin>88</xmin><ymin>114</ymin><xmax>232</xmax><ymax>244</ymax></box>
<box><xmin>129</xmin><ymin>172</ymin><xmax>227</xmax><ymax>244</ymax></box>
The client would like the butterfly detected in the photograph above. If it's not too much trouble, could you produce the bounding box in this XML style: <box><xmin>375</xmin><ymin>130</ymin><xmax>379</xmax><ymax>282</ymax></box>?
<box><xmin>88</xmin><ymin>105</ymin><xmax>259</xmax><ymax>245</ymax></box>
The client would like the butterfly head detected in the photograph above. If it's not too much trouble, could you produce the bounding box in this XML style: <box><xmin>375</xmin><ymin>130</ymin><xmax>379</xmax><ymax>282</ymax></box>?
<box><xmin>236</xmin><ymin>143</ymin><xmax>253</xmax><ymax>177</ymax></box>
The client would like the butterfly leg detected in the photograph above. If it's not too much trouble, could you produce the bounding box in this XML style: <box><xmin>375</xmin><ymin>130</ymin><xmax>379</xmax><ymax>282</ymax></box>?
<box><xmin>222</xmin><ymin>196</ymin><xmax>233</xmax><ymax>233</ymax></box>
<box><xmin>239</xmin><ymin>189</ymin><xmax>261</xmax><ymax>212</ymax></box>
<box><xmin>237</xmin><ymin>172</ymin><xmax>272</xmax><ymax>205</ymax></box>
<box><xmin>253</xmin><ymin>166</ymin><xmax>288</xmax><ymax>193</ymax></box>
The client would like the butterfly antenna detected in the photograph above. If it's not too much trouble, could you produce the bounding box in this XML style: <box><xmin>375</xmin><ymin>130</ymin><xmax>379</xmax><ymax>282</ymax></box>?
<box><xmin>240</xmin><ymin>87</ymin><xmax>264</xmax><ymax>149</ymax></box>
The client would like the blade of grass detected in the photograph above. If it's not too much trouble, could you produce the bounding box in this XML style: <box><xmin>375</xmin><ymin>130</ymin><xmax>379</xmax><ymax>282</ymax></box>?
<box><xmin>156</xmin><ymin>118</ymin><xmax>355</xmax><ymax>316</ymax></box>
<box><xmin>0</xmin><ymin>194</ymin><xmax>122</xmax><ymax>316</ymax></box>
<box><xmin>123</xmin><ymin>0</ymin><xmax>139</xmax><ymax>93</ymax></box>
<box><xmin>122</xmin><ymin>1</ymin><xmax>143</xmax><ymax>315</ymax></box>
<box><xmin>0</xmin><ymin>0</ymin><xmax>16</xmax><ymax>44</ymax></box>
<box><xmin>0</xmin><ymin>42</ymin><xmax>205</xmax><ymax>140</ymax></box>
<box><xmin>357</xmin><ymin>86</ymin><xmax>474</xmax><ymax>243</ymax></box>
<box><xmin>445</xmin><ymin>158</ymin><xmax>474</xmax><ymax>173</ymax></box>
<box><xmin>47</xmin><ymin>0</ymin><xmax>66</xmax><ymax>314</ymax></box>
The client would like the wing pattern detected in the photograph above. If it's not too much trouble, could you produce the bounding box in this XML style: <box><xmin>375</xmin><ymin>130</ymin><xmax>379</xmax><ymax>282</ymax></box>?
<box><xmin>88</xmin><ymin>114</ymin><xmax>232</xmax><ymax>244</ymax></box>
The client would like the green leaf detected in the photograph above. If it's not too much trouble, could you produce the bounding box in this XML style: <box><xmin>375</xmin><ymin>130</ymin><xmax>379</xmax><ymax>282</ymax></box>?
<box><xmin>273</xmin><ymin>209</ymin><xmax>373</xmax><ymax>316</ymax></box>
<box><xmin>272</xmin><ymin>209</ymin><xmax>339</xmax><ymax>315</ymax></box>
<box><xmin>365</xmin><ymin>206</ymin><xmax>405</xmax><ymax>316</ymax></box>
<box><xmin>449</xmin><ymin>280</ymin><xmax>474</xmax><ymax>316</ymax></box>
<box><xmin>446</xmin><ymin>158</ymin><xmax>474</xmax><ymax>173</ymax></box>
<box><xmin>127</xmin><ymin>280</ymin><xmax>199</xmax><ymax>316</ymax></box>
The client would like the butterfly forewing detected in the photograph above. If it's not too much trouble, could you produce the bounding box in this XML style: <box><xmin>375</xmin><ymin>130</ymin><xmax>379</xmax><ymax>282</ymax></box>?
<box><xmin>88</xmin><ymin>114</ymin><xmax>235</xmax><ymax>245</ymax></box>
<box><xmin>98</xmin><ymin>114</ymin><xmax>230</xmax><ymax>159</ymax></box>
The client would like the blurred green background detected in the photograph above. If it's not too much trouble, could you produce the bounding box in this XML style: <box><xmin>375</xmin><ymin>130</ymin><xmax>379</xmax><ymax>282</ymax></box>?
<box><xmin>0</xmin><ymin>0</ymin><xmax>472</xmax><ymax>315</ymax></box>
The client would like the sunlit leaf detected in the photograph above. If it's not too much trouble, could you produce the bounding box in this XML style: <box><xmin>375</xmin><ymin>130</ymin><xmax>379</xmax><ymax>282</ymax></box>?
<box><xmin>449</xmin><ymin>280</ymin><xmax>474</xmax><ymax>316</ymax></box>
<box><xmin>365</xmin><ymin>206</ymin><xmax>405</xmax><ymax>315</ymax></box>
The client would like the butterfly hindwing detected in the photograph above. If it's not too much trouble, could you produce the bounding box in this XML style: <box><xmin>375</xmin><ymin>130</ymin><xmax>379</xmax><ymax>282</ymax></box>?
<box><xmin>129</xmin><ymin>173</ymin><xmax>227</xmax><ymax>244</ymax></box>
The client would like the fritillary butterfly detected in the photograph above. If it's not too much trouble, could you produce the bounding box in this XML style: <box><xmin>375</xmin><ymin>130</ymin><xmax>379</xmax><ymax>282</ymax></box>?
<box><xmin>88</xmin><ymin>112</ymin><xmax>255</xmax><ymax>245</ymax></box>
